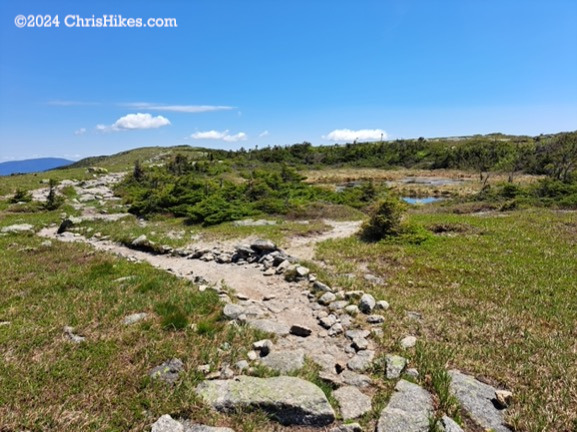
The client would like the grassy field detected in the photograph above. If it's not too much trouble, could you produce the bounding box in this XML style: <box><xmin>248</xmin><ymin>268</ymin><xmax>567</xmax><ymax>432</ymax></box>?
<box><xmin>1</xmin><ymin>151</ymin><xmax>576</xmax><ymax>431</ymax></box>
<box><xmin>311</xmin><ymin>207</ymin><xmax>577</xmax><ymax>431</ymax></box>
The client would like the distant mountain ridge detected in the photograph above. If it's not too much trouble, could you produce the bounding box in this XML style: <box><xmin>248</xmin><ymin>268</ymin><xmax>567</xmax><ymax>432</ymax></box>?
<box><xmin>0</xmin><ymin>158</ymin><xmax>74</xmax><ymax>176</ymax></box>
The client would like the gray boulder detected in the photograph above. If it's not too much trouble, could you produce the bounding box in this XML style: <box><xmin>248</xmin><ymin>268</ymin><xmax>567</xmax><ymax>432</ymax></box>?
<box><xmin>260</xmin><ymin>350</ymin><xmax>305</xmax><ymax>373</ymax></box>
<box><xmin>247</xmin><ymin>319</ymin><xmax>290</xmax><ymax>336</ymax></box>
<box><xmin>196</xmin><ymin>376</ymin><xmax>335</xmax><ymax>426</ymax></box>
<box><xmin>250</xmin><ymin>239</ymin><xmax>277</xmax><ymax>253</ymax></box>
<box><xmin>449</xmin><ymin>370</ymin><xmax>511</xmax><ymax>432</ymax></box>
<box><xmin>376</xmin><ymin>379</ymin><xmax>433</xmax><ymax>432</ymax></box>
<box><xmin>333</xmin><ymin>386</ymin><xmax>372</xmax><ymax>420</ymax></box>
<box><xmin>347</xmin><ymin>350</ymin><xmax>375</xmax><ymax>372</ymax></box>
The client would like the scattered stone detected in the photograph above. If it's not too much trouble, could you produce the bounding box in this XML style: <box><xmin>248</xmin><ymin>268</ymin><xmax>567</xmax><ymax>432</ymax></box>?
<box><xmin>247</xmin><ymin>350</ymin><xmax>258</xmax><ymax>361</ymax></box>
<box><xmin>123</xmin><ymin>312</ymin><xmax>149</xmax><ymax>325</ymax></box>
<box><xmin>223</xmin><ymin>304</ymin><xmax>245</xmax><ymax>320</ymax></box>
<box><xmin>235</xmin><ymin>360</ymin><xmax>249</xmax><ymax>372</ymax></box>
<box><xmin>184</xmin><ymin>422</ymin><xmax>236</xmax><ymax>432</ymax></box>
<box><xmin>377</xmin><ymin>379</ymin><xmax>433</xmax><ymax>432</ymax></box>
<box><xmin>152</xmin><ymin>415</ymin><xmax>236</xmax><ymax>432</ymax></box>
<box><xmin>234</xmin><ymin>219</ymin><xmax>276</xmax><ymax>227</ymax></box>
<box><xmin>449</xmin><ymin>370</ymin><xmax>511</xmax><ymax>432</ymax></box>
<box><xmin>347</xmin><ymin>350</ymin><xmax>375</xmax><ymax>372</ymax></box>
<box><xmin>250</xmin><ymin>239</ymin><xmax>277</xmax><ymax>253</ymax></box>
<box><xmin>333</xmin><ymin>386</ymin><xmax>372</xmax><ymax>420</ymax></box>
<box><xmin>236</xmin><ymin>293</ymin><xmax>249</xmax><ymax>300</ymax></box>
<box><xmin>220</xmin><ymin>365</ymin><xmax>235</xmax><ymax>379</ymax></box>
<box><xmin>196</xmin><ymin>376</ymin><xmax>335</xmax><ymax>426</ymax></box>
<box><xmin>319</xmin><ymin>292</ymin><xmax>337</xmax><ymax>305</ymax></box>
<box><xmin>312</xmin><ymin>281</ymin><xmax>333</xmax><ymax>293</ymax></box>
<box><xmin>344</xmin><ymin>290</ymin><xmax>364</xmax><ymax>300</ymax></box>
<box><xmin>247</xmin><ymin>319</ymin><xmax>290</xmax><ymax>336</ymax></box>
<box><xmin>385</xmin><ymin>355</ymin><xmax>407</xmax><ymax>379</ymax></box>
<box><xmin>295</xmin><ymin>266</ymin><xmax>310</xmax><ymax>278</ymax></box>
<box><xmin>1</xmin><ymin>223</ymin><xmax>34</xmax><ymax>233</ymax></box>
<box><xmin>63</xmin><ymin>326</ymin><xmax>85</xmax><ymax>343</ymax></box>
<box><xmin>275</xmin><ymin>260</ymin><xmax>291</xmax><ymax>274</ymax></box>
<box><xmin>131</xmin><ymin>234</ymin><xmax>149</xmax><ymax>247</ymax></box>
<box><xmin>351</xmin><ymin>337</ymin><xmax>369</xmax><ymax>351</ymax></box>
<box><xmin>359</xmin><ymin>294</ymin><xmax>376</xmax><ymax>314</ymax></box>
<box><xmin>341</xmin><ymin>370</ymin><xmax>373</xmax><ymax>388</ymax></box>
<box><xmin>151</xmin><ymin>414</ymin><xmax>184</xmax><ymax>432</ymax></box>
<box><xmin>290</xmin><ymin>324</ymin><xmax>312</xmax><ymax>337</ymax></box>
<box><xmin>319</xmin><ymin>314</ymin><xmax>338</xmax><ymax>329</ymax></box>
<box><xmin>344</xmin><ymin>305</ymin><xmax>360</xmax><ymax>316</ymax></box>
<box><xmin>375</xmin><ymin>300</ymin><xmax>390</xmax><ymax>311</ymax></box>
<box><xmin>495</xmin><ymin>390</ymin><xmax>513</xmax><ymax>408</ymax></box>
<box><xmin>0</xmin><ymin>321</ymin><xmax>11</xmax><ymax>327</ymax></box>
<box><xmin>405</xmin><ymin>368</ymin><xmax>420</xmax><ymax>379</ymax></box>
<box><xmin>400</xmin><ymin>335</ymin><xmax>417</xmax><ymax>349</ymax></box>
<box><xmin>260</xmin><ymin>349</ymin><xmax>305</xmax><ymax>373</ymax></box>
<box><xmin>149</xmin><ymin>358</ymin><xmax>184</xmax><ymax>384</ymax></box>
<box><xmin>328</xmin><ymin>300</ymin><xmax>349</xmax><ymax>311</ymax></box>
<box><xmin>41</xmin><ymin>240</ymin><xmax>52</xmax><ymax>247</ymax></box>
<box><xmin>441</xmin><ymin>416</ymin><xmax>464</xmax><ymax>432</ymax></box>
<box><xmin>263</xmin><ymin>267</ymin><xmax>275</xmax><ymax>276</ymax></box>
<box><xmin>253</xmin><ymin>339</ymin><xmax>274</xmax><ymax>356</ymax></box>
<box><xmin>366</xmin><ymin>314</ymin><xmax>385</xmax><ymax>324</ymax></box>
<box><xmin>328</xmin><ymin>322</ymin><xmax>344</xmax><ymax>336</ymax></box>
<box><xmin>329</xmin><ymin>423</ymin><xmax>362</xmax><ymax>432</ymax></box>
<box><xmin>345</xmin><ymin>329</ymin><xmax>370</xmax><ymax>340</ymax></box>
<box><xmin>406</xmin><ymin>311</ymin><xmax>422</xmax><ymax>321</ymax></box>
<box><xmin>364</xmin><ymin>274</ymin><xmax>384</xmax><ymax>285</ymax></box>
<box><xmin>262</xmin><ymin>294</ymin><xmax>276</xmax><ymax>301</ymax></box>
<box><xmin>197</xmin><ymin>364</ymin><xmax>211</xmax><ymax>374</ymax></box>
<box><xmin>339</xmin><ymin>314</ymin><xmax>352</xmax><ymax>327</ymax></box>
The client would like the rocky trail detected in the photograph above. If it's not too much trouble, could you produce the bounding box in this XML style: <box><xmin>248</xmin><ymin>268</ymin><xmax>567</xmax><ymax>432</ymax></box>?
<box><xmin>10</xmin><ymin>173</ymin><xmax>514</xmax><ymax>432</ymax></box>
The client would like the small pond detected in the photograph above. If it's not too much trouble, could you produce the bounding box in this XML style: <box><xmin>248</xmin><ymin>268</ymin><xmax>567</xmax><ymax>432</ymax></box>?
<box><xmin>402</xmin><ymin>197</ymin><xmax>443</xmax><ymax>205</ymax></box>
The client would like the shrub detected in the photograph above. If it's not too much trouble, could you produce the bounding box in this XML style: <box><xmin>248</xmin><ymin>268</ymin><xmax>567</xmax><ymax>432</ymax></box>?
<box><xmin>43</xmin><ymin>179</ymin><xmax>65</xmax><ymax>210</ymax></box>
<box><xmin>360</xmin><ymin>196</ymin><xmax>407</xmax><ymax>241</ymax></box>
<box><xmin>10</xmin><ymin>188</ymin><xmax>32</xmax><ymax>203</ymax></box>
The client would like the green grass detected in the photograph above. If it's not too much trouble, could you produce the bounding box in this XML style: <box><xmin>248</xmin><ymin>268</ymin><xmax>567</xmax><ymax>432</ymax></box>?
<box><xmin>314</xmin><ymin>208</ymin><xmax>577</xmax><ymax>432</ymax></box>
<box><xmin>0</xmin><ymin>228</ymin><xmax>264</xmax><ymax>431</ymax></box>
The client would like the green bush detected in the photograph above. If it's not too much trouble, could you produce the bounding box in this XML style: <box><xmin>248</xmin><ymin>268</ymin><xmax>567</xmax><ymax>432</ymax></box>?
<box><xmin>10</xmin><ymin>188</ymin><xmax>32</xmax><ymax>203</ymax></box>
<box><xmin>360</xmin><ymin>196</ymin><xmax>407</xmax><ymax>241</ymax></box>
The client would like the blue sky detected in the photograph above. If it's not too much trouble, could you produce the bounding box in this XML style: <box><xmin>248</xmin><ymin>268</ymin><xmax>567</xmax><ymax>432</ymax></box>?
<box><xmin>1</xmin><ymin>0</ymin><xmax>576</xmax><ymax>161</ymax></box>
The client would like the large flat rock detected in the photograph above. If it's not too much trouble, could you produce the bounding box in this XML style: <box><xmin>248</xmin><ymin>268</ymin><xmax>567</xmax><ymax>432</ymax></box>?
<box><xmin>377</xmin><ymin>379</ymin><xmax>433</xmax><ymax>432</ymax></box>
<box><xmin>449</xmin><ymin>370</ymin><xmax>510</xmax><ymax>432</ymax></box>
<box><xmin>196</xmin><ymin>375</ymin><xmax>335</xmax><ymax>426</ymax></box>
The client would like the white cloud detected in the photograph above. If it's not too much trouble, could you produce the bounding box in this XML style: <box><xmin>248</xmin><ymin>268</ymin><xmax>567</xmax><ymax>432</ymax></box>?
<box><xmin>74</xmin><ymin>128</ymin><xmax>86</xmax><ymax>136</ymax></box>
<box><xmin>121</xmin><ymin>102</ymin><xmax>234</xmax><ymax>113</ymax></box>
<box><xmin>97</xmin><ymin>113</ymin><xmax>171</xmax><ymax>132</ymax></box>
<box><xmin>258</xmin><ymin>130</ymin><xmax>269</xmax><ymax>137</ymax></box>
<box><xmin>323</xmin><ymin>128</ymin><xmax>388</xmax><ymax>142</ymax></box>
<box><xmin>190</xmin><ymin>130</ymin><xmax>247</xmax><ymax>142</ymax></box>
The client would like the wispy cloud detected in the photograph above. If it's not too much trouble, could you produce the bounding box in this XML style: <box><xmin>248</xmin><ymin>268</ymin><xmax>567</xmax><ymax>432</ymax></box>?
<box><xmin>120</xmin><ymin>102</ymin><xmax>234</xmax><ymax>113</ymax></box>
<box><xmin>97</xmin><ymin>113</ymin><xmax>171</xmax><ymax>132</ymax></box>
<box><xmin>190</xmin><ymin>130</ymin><xmax>247</xmax><ymax>142</ymax></box>
<box><xmin>74</xmin><ymin>128</ymin><xmax>86</xmax><ymax>136</ymax></box>
<box><xmin>258</xmin><ymin>130</ymin><xmax>269</xmax><ymax>137</ymax></box>
<box><xmin>323</xmin><ymin>128</ymin><xmax>388</xmax><ymax>142</ymax></box>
